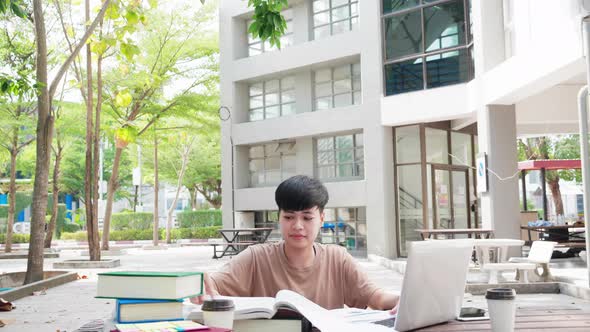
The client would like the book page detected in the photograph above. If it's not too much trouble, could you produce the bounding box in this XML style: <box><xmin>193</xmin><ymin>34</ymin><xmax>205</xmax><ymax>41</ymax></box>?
<box><xmin>185</xmin><ymin>296</ymin><xmax>277</xmax><ymax>321</ymax></box>
<box><xmin>274</xmin><ymin>290</ymin><xmax>391</xmax><ymax>332</ymax></box>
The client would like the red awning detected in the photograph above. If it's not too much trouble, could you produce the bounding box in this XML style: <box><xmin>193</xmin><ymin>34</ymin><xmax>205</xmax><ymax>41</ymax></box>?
<box><xmin>518</xmin><ymin>159</ymin><xmax>581</xmax><ymax>170</ymax></box>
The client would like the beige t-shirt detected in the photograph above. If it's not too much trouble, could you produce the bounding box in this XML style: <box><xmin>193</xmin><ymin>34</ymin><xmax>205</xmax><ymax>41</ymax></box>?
<box><xmin>210</xmin><ymin>241</ymin><xmax>378</xmax><ymax>309</ymax></box>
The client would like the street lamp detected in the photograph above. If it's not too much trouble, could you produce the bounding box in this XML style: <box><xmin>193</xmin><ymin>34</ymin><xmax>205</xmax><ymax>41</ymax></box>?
<box><xmin>219</xmin><ymin>106</ymin><xmax>236</xmax><ymax>228</ymax></box>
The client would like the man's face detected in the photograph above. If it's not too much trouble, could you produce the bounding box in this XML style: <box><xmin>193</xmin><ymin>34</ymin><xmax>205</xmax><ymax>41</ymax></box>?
<box><xmin>279</xmin><ymin>206</ymin><xmax>324</xmax><ymax>250</ymax></box>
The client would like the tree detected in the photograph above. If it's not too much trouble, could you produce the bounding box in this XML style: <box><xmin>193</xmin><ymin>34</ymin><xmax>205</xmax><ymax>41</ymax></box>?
<box><xmin>0</xmin><ymin>0</ymin><xmax>287</xmax><ymax>282</ymax></box>
<box><xmin>55</xmin><ymin>0</ymin><xmax>147</xmax><ymax>259</ymax></box>
<box><xmin>0</xmin><ymin>16</ymin><xmax>37</xmax><ymax>253</ymax></box>
<box><xmin>0</xmin><ymin>0</ymin><xmax>113</xmax><ymax>283</ymax></box>
<box><xmin>45</xmin><ymin>101</ymin><xmax>85</xmax><ymax>248</ymax></box>
<box><xmin>183</xmin><ymin>132</ymin><xmax>221</xmax><ymax>209</ymax></box>
<box><xmin>518</xmin><ymin>135</ymin><xmax>581</xmax><ymax>217</ymax></box>
<box><xmin>100</xmin><ymin>2</ymin><xmax>218</xmax><ymax>249</ymax></box>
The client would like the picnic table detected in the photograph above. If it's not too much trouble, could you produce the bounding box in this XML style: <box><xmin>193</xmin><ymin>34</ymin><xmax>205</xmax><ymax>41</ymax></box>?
<box><xmin>520</xmin><ymin>225</ymin><xmax>586</xmax><ymax>249</ymax></box>
<box><xmin>212</xmin><ymin>227</ymin><xmax>274</xmax><ymax>259</ymax></box>
<box><xmin>415</xmin><ymin>307</ymin><xmax>590</xmax><ymax>331</ymax></box>
<box><xmin>415</xmin><ymin>228</ymin><xmax>494</xmax><ymax>240</ymax></box>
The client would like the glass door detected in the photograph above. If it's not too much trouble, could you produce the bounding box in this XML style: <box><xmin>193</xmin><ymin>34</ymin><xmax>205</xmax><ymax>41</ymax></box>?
<box><xmin>432</xmin><ymin>166</ymin><xmax>471</xmax><ymax>232</ymax></box>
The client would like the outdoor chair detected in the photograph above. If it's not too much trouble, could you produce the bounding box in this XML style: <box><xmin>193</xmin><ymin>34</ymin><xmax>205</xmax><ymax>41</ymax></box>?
<box><xmin>481</xmin><ymin>240</ymin><xmax>557</xmax><ymax>284</ymax></box>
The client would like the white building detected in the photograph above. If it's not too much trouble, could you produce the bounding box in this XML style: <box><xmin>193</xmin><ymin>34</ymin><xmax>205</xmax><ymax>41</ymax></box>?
<box><xmin>219</xmin><ymin>0</ymin><xmax>590</xmax><ymax>258</ymax></box>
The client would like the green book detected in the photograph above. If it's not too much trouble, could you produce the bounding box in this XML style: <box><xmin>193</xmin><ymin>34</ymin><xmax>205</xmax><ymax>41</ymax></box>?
<box><xmin>96</xmin><ymin>271</ymin><xmax>203</xmax><ymax>300</ymax></box>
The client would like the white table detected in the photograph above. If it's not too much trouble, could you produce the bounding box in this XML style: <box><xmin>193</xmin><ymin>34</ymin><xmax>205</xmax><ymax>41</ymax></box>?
<box><xmin>473</xmin><ymin>239</ymin><xmax>525</xmax><ymax>266</ymax></box>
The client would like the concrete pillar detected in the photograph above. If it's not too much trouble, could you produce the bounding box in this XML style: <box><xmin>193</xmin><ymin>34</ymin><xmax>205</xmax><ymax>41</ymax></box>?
<box><xmin>296</xmin><ymin>71</ymin><xmax>313</xmax><ymax>114</ymax></box>
<box><xmin>477</xmin><ymin>105</ymin><xmax>520</xmax><ymax>240</ymax></box>
<box><xmin>220</xmin><ymin>3</ymin><xmax>237</xmax><ymax>228</ymax></box>
<box><xmin>293</xmin><ymin>1</ymin><xmax>311</xmax><ymax>44</ymax></box>
<box><xmin>471</xmin><ymin>0</ymin><xmax>505</xmax><ymax>75</ymax></box>
<box><xmin>296</xmin><ymin>137</ymin><xmax>315</xmax><ymax>177</ymax></box>
<box><xmin>360</xmin><ymin>0</ymin><xmax>396</xmax><ymax>258</ymax></box>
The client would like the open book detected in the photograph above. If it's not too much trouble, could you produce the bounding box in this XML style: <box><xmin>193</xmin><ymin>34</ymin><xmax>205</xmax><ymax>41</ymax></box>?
<box><xmin>186</xmin><ymin>290</ymin><xmax>391</xmax><ymax>332</ymax></box>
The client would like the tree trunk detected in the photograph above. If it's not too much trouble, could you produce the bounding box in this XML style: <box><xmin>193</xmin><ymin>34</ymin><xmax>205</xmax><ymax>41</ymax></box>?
<box><xmin>166</xmin><ymin>145</ymin><xmax>191</xmax><ymax>244</ymax></box>
<box><xmin>153</xmin><ymin>133</ymin><xmax>159</xmax><ymax>246</ymax></box>
<box><xmin>44</xmin><ymin>144</ymin><xmax>62</xmax><ymax>248</ymax></box>
<box><xmin>26</xmin><ymin>0</ymin><xmax>53</xmax><ymax>284</ymax></box>
<box><xmin>5</xmin><ymin>149</ymin><xmax>17</xmax><ymax>253</ymax></box>
<box><xmin>189</xmin><ymin>187</ymin><xmax>197</xmax><ymax>211</ymax></box>
<box><xmin>547</xmin><ymin>177</ymin><xmax>564</xmax><ymax>216</ymax></box>
<box><xmin>89</xmin><ymin>49</ymin><xmax>103</xmax><ymax>260</ymax></box>
<box><xmin>101</xmin><ymin>145</ymin><xmax>124</xmax><ymax>251</ymax></box>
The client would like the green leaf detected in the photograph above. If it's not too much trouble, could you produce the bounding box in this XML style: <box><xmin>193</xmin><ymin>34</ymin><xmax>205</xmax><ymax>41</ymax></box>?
<box><xmin>115</xmin><ymin>90</ymin><xmax>133</xmax><ymax>108</ymax></box>
<box><xmin>115</xmin><ymin>126</ymin><xmax>139</xmax><ymax>145</ymax></box>
<box><xmin>90</xmin><ymin>40</ymin><xmax>108</xmax><ymax>55</ymax></box>
<box><xmin>125</xmin><ymin>10</ymin><xmax>140</xmax><ymax>25</ymax></box>
<box><xmin>120</xmin><ymin>42</ymin><xmax>140</xmax><ymax>61</ymax></box>
<box><xmin>10</xmin><ymin>2</ymin><xmax>27</xmax><ymax>18</ymax></box>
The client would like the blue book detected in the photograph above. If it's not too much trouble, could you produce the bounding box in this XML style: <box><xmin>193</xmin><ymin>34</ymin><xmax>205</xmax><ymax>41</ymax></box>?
<box><xmin>116</xmin><ymin>299</ymin><xmax>184</xmax><ymax>324</ymax></box>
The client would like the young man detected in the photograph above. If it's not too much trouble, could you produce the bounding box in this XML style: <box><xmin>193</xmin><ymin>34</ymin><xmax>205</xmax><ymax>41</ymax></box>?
<box><xmin>193</xmin><ymin>175</ymin><xmax>399</xmax><ymax>311</ymax></box>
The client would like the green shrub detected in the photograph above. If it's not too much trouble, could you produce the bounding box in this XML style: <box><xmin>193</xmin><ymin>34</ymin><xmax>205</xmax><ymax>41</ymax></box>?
<box><xmin>60</xmin><ymin>231</ymin><xmax>89</xmax><ymax>241</ymax></box>
<box><xmin>61</xmin><ymin>222</ymin><xmax>81</xmax><ymax>234</ymax></box>
<box><xmin>59</xmin><ymin>226</ymin><xmax>222</xmax><ymax>242</ymax></box>
<box><xmin>111</xmin><ymin>212</ymin><xmax>153</xmax><ymax>231</ymax></box>
<box><xmin>177</xmin><ymin>210</ymin><xmax>222</xmax><ymax>228</ymax></box>
<box><xmin>0</xmin><ymin>233</ymin><xmax>30</xmax><ymax>244</ymax></box>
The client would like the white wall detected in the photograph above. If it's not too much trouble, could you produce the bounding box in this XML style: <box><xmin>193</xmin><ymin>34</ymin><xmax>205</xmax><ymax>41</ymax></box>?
<box><xmin>516</xmin><ymin>84</ymin><xmax>587</xmax><ymax>135</ymax></box>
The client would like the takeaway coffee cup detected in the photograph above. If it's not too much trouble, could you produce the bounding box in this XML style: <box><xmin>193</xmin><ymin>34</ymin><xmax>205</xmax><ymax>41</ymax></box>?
<box><xmin>485</xmin><ymin>288</ymin><xmax>516</xmax><ymax>332</ymax></box>
<box><xmin>202</xmin><ymin>298</ymin><xmax>235</xmax><ymax>329</ymax></box>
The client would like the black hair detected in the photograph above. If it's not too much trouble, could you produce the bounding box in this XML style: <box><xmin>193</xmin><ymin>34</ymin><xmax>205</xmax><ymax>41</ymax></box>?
<box><xmin>275</xmin><ymin>175</ymin><xmax>329</xmax><ymax>212</ymax></box>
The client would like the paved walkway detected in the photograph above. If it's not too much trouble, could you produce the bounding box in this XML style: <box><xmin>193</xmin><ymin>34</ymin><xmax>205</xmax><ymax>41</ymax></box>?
<box><xmin>0</xmin><ymin>246</ymin><xmax>589</xmax><ymax>331</ymax></box>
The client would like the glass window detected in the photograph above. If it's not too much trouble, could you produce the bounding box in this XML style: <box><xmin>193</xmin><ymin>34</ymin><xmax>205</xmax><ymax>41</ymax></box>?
<box><xmin>384</xmin><ymin>11</ymin><xmax>422</xmax><ymax>60</ymax></box>
<box><xmin>315</xmin><ymin>133</ymin><xmax>364</xmax><ymax>180</ymax></box>
<box><xmin>425</xmin><ymin>128</ymin><xmax>448</xmax><ymax>164</ymax></box>
<box><xmin>382</xmin><ymin>0</ymin><xmax>420</xmax><ymax>14</ymax></box>
<box><xmin>383</xmin><ymin>0</ymin><xmax>473</xmax><ymax>96</ymax></box>
<box><xmin>426</xmin><ymin>48</ymin><xmax>471</xmax><ymax>89</ymax></box>
<box><xmin>451</xmin><ymin>132</ymin><xmax>472</xmax><ymax>166</ymax></box>
<box><xmin>395</xmin><ymin>125</ymin><xmax>421</xmax><ymax>164</ymax></box>
<box><xmin>384</xmin><ymin>58</ymin><xmax>424</xmax><ymax>95</ymax></box>
<box><xmin>248</xmin><ymin>76</ymin><xmax>296</xmax><ymax>121</ymax></box>
<box><xmin>249</xmin><ymin>142</ymin><xmax>296</xmax><ymax>186</ymax></box>
<box><xmin>313</xmin><ymin>0</ymin><xmax>359</xmax><ymax>40</ymax></box>
<box><xmin>313</xmin><ymin>63</ymin><xmax>361</xmax><ymax>110</ymax></box>
<box><xmin>318</xmin><ymin>207</ymin><xmax>366</xmax><ymax>256</ymax></box>
<box><xmin>248</xmin><ymin>10</ymin><xmax>294</xmax><ymax>57</ymax></box>
<box><xmin>397</xmin><ymin>164</ymin><xmax>424</xmax><ymax>256</ymax></box>
<box><xmin>424</xmin><ymin>1</ymin><xmax>465</xmax><ymax>52</ymax></box>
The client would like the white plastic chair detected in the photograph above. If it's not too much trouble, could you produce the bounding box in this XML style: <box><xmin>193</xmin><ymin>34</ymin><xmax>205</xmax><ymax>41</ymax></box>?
<box><xmin>481</xmin><ymin>240</ymin><xmax>557</xmax><ymax>283</ymax></box>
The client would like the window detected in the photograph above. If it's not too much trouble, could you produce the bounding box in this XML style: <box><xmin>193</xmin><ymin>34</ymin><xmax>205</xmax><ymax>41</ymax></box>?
<box><xmin>248</xmin><ymin>10</ymin><xmax>294</xmax><ymax>56</ymax></box>
<box><xmin>249</xmin><ymin>142</ymin><xmax>296</xmax><ymax>186</ymax></box>
<box><xmin>313</xmin><ymin>0</ymin><xmax>359</xmax><ymax>40</ymax></box>
<box><xmin>382</xmin><ymin>0</ymin><xmax>473</xmax><ymax>95</ymax></box>
<box><xmin>254</xmin><ymin>211</ymin><xmax>281</xmax><ymax>240</ymax></box>
<box><xmin>249</xmin><ymin>76</ymin><xmax>296</xmax><ymax>121</ymax></box>
<box><xmin>314</xmin><ymin>63</ymin><xmax>361</xmax><ymax>111</ymax></box>
<box><xmin>320</xmin><ymin>207</ymin><xmax>367</xmax><ymax>256</ymax></box>
<box><xmin>316</xmin><ymin>133</ymin><xmax>364</xmax><ymax>180</ymax></box>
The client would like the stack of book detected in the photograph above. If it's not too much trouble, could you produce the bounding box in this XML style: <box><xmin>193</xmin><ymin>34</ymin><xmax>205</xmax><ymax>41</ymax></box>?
<box><xmin>96</xmin><ymin>271</ymin><xmax>204</xmax><ymax>326</ymax></box>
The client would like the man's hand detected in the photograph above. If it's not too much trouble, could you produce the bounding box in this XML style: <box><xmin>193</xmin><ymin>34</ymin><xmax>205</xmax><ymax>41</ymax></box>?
<box><xmin>368</xmin><ymin>289</ymin><xmax>400</xmax><ymax>313</ymax></box>
<box><xmin>190</xmin><ymin>273</ymin><xmax>219</xmax><ymax>305</ymax></box>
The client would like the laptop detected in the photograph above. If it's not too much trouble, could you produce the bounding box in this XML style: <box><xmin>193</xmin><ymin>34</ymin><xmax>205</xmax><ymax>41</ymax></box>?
<box><xmin>338</xmin><ymin>239</ymin><xmax>474</xmax><ymax>331</ymax></box>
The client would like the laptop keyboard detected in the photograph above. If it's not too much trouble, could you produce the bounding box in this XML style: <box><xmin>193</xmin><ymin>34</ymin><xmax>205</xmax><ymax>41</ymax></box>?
<box><xmin>373</xmin><ymin>317</ymin><xmax>396</xmax><ymax>328</ymax></box>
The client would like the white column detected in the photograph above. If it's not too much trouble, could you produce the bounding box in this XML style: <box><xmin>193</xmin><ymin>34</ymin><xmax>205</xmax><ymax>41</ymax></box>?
<box><xmin>220</xmin><ymin>2</ymin><xmax>237</xmax><ymax>228</ymax></box>
<box><xmin>477</xmin><ymin>105</ymin><xmax>520</xmax><ymax>240</ymax></box>
<box><xmin>471</xmin><ymin>0</ymin><xmax>505</xmax><ymax>75</ymax></box>
<box><xmin>360</xmin><ymin>0</ymin><xmax>396</xmax><ymax>258</ymax></box>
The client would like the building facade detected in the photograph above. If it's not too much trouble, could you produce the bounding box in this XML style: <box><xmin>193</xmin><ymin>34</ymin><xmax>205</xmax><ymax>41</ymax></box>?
<box><xmin>219</xmin><ymin>0</ymin><xmax>590</xmax><ymax>258</ymax></box>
